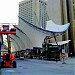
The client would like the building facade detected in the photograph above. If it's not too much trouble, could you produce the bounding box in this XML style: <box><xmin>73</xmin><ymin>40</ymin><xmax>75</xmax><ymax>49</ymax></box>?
<box><xmin>72</xmin><ymin>0</ymin><xmax>75</xmax><ymax>55</ymax></box>
<box><xmin>46</xmin><ymin>0</ymin><xmax>63</xmax><ymax>24</ymax></box>
<box><xmin>46</xmin><ymin>0</ymin><xmax>75</xmax><ymax>56</ymax></box>
<box><xmin>18</xmin><ymin>0</ymin><xmax>75</xmax><ymax>56</ymax></box>
<box><xmin>46</xmin><ymin>0</ymin><xmax>69</xmax><ymax>44</ymax></box>
<box><xmin>19</xmin><ymin>0</ymin><xmax>47</xmax><ymax>29</ymax></box>
<box><xmin>67</xmin><ymin>0</ymin><xmax>75</xmax><ymax>55</ymax></box>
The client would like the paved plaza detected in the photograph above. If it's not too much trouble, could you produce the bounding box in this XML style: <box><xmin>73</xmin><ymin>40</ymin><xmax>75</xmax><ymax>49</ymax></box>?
<box><xmin>0</xmin><ymin>57</ymin><xmax>75</xmax><ymax>75</ymax></box>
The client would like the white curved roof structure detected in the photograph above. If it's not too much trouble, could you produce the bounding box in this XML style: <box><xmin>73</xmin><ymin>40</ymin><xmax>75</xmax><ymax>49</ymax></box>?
<box><xmin>11</xmin><ymin>17</ymin><xmax>70</xmax><ymax>51</ymax></box>
<box><xmin>46</xmin><ymin>20</ymin><xmax>70</xmax><ymax>32</ymax></box>
<box><xmin>50</xmin><ymin>40</ymin><xmax>71</xmax><ymax>45</ymax></box>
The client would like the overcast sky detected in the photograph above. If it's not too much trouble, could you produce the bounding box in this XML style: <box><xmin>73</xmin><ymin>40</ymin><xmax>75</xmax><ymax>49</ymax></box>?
<box><xmin>0</xmin><ymin>0</ymin><xmax>23</xmax><ymax>25</ymax></box>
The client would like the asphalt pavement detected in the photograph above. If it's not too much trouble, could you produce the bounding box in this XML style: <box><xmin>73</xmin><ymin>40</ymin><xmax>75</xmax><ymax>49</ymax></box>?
<box><xmin>0</xmin><ymin>57</ymin><xmax>75</xmax><ymax>75</ymax></box>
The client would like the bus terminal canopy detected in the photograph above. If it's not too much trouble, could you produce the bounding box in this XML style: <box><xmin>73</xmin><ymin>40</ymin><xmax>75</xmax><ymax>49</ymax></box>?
<box><xmin>12</xmin><ymin>17</ymin><xmax>70</xmax><ymax>50</ymax></box>
<box><xmin>50</xmin><ymin>40</ymin><xmax>71</xmax><ymax>45</ymax></box>
<box><xmin>46</xmin><ymin>20</ymin><xmax>70</xmax><ymax>32</ymax></box>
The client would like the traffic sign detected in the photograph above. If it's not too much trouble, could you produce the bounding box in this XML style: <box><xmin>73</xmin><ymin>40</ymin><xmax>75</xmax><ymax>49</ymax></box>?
<box><xmin>62</xmin><ymin>49</ymin><xmax>65</xmax><ymax>53</ymax></box>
